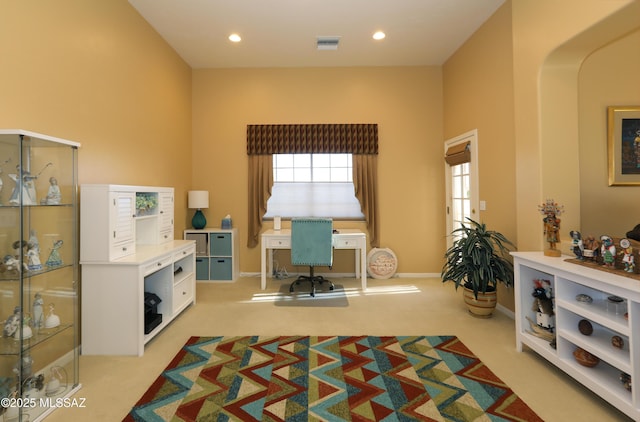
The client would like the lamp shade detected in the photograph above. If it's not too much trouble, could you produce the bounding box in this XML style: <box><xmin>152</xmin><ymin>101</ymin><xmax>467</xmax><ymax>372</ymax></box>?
<box><xmin>188</xmin><ymin>191</ymin><xmax>209</xmax><ymax>209</ymax></box>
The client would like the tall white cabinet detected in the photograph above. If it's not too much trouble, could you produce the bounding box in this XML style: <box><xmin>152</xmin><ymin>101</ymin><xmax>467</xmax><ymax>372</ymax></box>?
<box><xmin>513</xmin><ymin>252</ymin><xmax>640</xmax><ymax>420</ymax></box>
<box><xmin>80</xmin><ymin>185</ymin><xmax>195</xmax><ymax>356</ymax></box>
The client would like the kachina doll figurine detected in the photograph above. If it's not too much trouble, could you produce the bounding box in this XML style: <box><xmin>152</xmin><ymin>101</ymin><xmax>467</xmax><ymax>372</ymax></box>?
<box><xmin>618</xmin><ymin>238</ymin><xmax>635</xmax><ymax>273</ymax></box>
<box><xmin>538</xmin><ymin>199</ymin><xmax>564</xmax><ymax>257</ymax></box>
<box><xmin>583</xmin><ymin>235</ymin><xmax>600</xmax><ymax>262</ymax></box>
<box><xmin>600</xmin><ymin>235</ymin><xmax>616</xmax><ymax>268</ymax></box>
<box><xmin>569</xmin><ymin>230</ymin><xmax>584</xmax><ymax>260</ymax></box>
<box><xmin>532</xmin><ymin>279</ymin><xmax>554</xmax><ymax>331</ymax></box>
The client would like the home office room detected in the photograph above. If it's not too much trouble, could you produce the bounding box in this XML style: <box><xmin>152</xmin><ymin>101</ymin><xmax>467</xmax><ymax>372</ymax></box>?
<box><xmin>1</xmin><ymin>1</ymin><xmax>639</xmax><ymax>421</ymax></box>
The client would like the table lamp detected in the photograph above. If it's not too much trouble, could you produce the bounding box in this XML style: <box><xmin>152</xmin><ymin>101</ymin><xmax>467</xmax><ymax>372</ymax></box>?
<box><xmin>188</xmin><ymin>190</ymin><xmax>209</xmax><ymax>229</ymax></box>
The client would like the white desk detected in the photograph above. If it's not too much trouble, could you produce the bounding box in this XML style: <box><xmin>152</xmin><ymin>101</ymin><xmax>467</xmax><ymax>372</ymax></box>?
<box><xmin>261</xmin><ymin>229</ymin><xmax>367</xmax><ymax>290</ymax></box>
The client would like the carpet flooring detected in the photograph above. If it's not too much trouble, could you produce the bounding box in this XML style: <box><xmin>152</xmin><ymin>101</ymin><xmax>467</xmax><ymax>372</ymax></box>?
<box><xmin>274</xmin><ymin>283</ymin><xmax>349</xmax><ymax>307</ymax></box>
<box><xmin>124</xmin><ymin>335</ymin><xmax>542</xmax><ymax>422</ymax></box>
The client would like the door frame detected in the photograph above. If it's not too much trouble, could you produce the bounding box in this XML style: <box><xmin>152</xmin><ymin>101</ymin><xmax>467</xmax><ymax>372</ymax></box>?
<box><xmin>444</xmin><ymin>129</ymin><xmax>480</xmax><ymax>248</ymax></box>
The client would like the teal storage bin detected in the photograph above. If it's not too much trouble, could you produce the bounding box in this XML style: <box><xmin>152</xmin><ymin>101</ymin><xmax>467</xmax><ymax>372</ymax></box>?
<box><xmin>210</xmin><ymin>233</ymin><xmax>232</xmax><ymax>256</ymax></box>
<box><xmin>210</xmin><ymin>258</ymin><xmax>232</xmax><ymax>280</ymax></box>
<box><xmin>195</xmin><ymin>258</ymin><xmax>209</xmax><ymax>280</ymax></box>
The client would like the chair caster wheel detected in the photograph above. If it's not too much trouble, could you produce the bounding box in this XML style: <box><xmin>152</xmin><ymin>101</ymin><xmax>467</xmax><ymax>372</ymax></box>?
<box><xmin>289</xmin><ymin>287</ymin><xmax>294</xmax><ymax>293</ymax></box>
<box><xmin>310</xmin><ymin>291</ymin><xmax>315</xmax><ymax>297</ymax></box>
<box><xmin>329</xmin><ymin>285</ymin><xmax>334</xmax><ymax>291</ymax></box>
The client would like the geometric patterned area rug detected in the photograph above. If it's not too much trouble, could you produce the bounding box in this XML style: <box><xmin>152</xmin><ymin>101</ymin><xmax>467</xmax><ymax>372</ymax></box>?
<box><xmin>124</xmin><ymin>335</ymin><xmax>543</xmax><ymax>422</ymax></box>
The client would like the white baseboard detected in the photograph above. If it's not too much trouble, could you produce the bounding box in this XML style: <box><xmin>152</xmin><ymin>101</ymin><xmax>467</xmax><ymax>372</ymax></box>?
<box><xmin>394</xmin><ymin>273</ymin><xmax>440</xmax><ymax>278</ymax></box>
<box><xmin>496</xmin><ymin>303</ymin><xmax>515</xmax><ymax>319</ymax></box>
<box><xmin>240</xmin><ymin>272</ymin><xmax>441</xmax><ymax>279</ymax></box>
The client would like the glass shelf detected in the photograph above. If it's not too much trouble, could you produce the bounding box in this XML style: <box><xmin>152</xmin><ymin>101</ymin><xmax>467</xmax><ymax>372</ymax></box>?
<box><xmin>0</xmin><ymin>324</ymin><xmax>73</xmax><ymax>356</ymax></box>
<box><xmin>0</xmin><ymin>263</ymin><xmax>74</xmax><ymax>282</ymax></box>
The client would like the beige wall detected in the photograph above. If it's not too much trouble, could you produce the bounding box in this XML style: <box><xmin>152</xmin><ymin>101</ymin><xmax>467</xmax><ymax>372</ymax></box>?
<box><xmin>2</xmin><ymin>0</ymin><xmax>637</xmax><ymax>291</ymax></box>
<box><xmin>443</xmin><ymin>2</ymin><xmax>516</xmax><ymax>309</ymax></box>
<box><xmin>0</xmin><ymin>0</ymin><xmax>193</xmax><ymax>236</ymax></box>
<box><xmin>513</xmin><ymin>0</ymin><xmax>637</xmax><ymax>252</ymax></box>
<box><xmin>442</xmin><ymin>0</ymin><xmax>638</xmax><ymax>311</ymax></box>
<box><xmin>578</xmin><ymin>29</ymin><xmax>640</xmax><ymax>237</ymax></box>
<box><xmin>192</xmin><ymin>67</ymin><xmax>444</xmax><ymax>274</ymax></box>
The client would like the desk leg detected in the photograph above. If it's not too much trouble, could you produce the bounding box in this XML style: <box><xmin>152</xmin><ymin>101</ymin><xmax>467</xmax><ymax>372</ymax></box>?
<box><xmin>261</xmin><ymin>244</ymin><xmax>267</xmax><ymax>290</ymax></box>
<box><xmin>360</xmin><ymin>245</ymin><xmax>367</xmax><ymax>290</ymax></box>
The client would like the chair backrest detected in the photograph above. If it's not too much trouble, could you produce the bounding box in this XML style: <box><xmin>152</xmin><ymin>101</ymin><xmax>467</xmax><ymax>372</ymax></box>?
<box><xmin>291</xmin><ymin>218</ymin><xmax>333</xmax><ymax>267</ymax></box>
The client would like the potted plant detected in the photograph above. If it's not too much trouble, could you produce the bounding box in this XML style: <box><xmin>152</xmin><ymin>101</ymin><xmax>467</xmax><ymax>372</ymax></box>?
<box><xmin>441</xmin><ymin>218</ymin><xmax>515</xmax><ymax>317</ymax></box>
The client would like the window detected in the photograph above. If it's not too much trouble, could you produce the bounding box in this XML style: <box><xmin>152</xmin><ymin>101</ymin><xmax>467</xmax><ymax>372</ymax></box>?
<box><xmin>450</xmin><ymin>162</ymin><xmax>471</xmax><ymax>233</ymax></box>
<box><xmin>264</xmin><ymin>153</ymin><xmax>364</xmax><ymax>219</ymax></box>
<box><xmin>444</xmin><ymin>130</ymin><xmax>479</xmax><ymax>247</ymax></box>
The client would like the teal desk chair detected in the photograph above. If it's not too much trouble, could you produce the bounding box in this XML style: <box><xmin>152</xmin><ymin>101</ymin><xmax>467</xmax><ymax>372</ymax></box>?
<box><xmin>289</xmin><ymin>218</ymin><xmax>334</xmax><ymax>297</ymax></box>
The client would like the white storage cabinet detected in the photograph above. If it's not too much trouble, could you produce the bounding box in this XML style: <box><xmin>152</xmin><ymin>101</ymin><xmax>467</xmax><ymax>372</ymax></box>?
<box><xmin>184</xmin><ymin>228</ymin><xmax>239</xmax><ymax>282</ymax></box>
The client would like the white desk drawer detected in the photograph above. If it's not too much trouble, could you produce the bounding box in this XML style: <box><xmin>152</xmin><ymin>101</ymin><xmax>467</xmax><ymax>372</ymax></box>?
<box><xmin>173</xmin><ymin>275</ymin><xmax>194</xmax><ymax>312</ymax></box>
<box><xmin>110</xmin><ymin>240</ymin><xmax>135</xmax><ymax>260</ymax></box>
<box><xmin>334</xmin><ymin>237</ymin><xmax>359</xmax><ymax>249</ymax></box>
<box><xmin>266</xmin><ymin>237</ymin><xmax>291</xmax><ymax>248</ymax></box>
<box><xmin>144</xmin><ymin>255</ymin><xmax>172</xmax><ymax>276</ymax></box>
<box><xmin>173</xmin><ymin>245</ymin><xmax>195</xmax><ymax>261</ymax></box>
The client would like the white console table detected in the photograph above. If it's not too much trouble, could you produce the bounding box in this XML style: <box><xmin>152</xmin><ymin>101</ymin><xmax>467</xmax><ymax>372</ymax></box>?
<box><xmin>261</xmin><ymin>229</ymin><xmax>367</xmax><ymax>290</ymax></box>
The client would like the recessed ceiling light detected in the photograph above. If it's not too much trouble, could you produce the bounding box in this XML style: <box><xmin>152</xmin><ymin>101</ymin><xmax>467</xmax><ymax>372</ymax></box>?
<box><xmin>228</xmin><ymin>33</ymin><xmax>241</xmax><ymax>42</ymax></box>
<box><xmin>373</xmin><ymin>31</ymin><xmax>386</xmax><ymax>40</ymax></box>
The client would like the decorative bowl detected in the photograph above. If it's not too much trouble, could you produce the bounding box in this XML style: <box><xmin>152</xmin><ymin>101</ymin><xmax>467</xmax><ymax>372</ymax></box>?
<box><xmin>576</xmin><ymin>294</ymin><xmax>593</xmax><ymax>304</ymax></box>
<box><xmin>573</xmin><ymin>347</ymin><xmax>599</xmax><ymax>367</ymax></box>
<box><xmin>608</xmin><ymin>295</ymin><xmax>624</xmax><ymax>303</ymax></box>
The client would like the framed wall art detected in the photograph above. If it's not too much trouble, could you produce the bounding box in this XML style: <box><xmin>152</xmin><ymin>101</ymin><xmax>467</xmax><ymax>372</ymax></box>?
<box><xmin>608</xmin><ymin>106</ymin><xmax>640</xmax><ymax>186</ymax></box>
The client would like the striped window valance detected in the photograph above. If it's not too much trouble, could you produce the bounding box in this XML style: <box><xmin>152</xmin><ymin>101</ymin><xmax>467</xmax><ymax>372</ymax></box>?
<box><xmin>247</xmin><ymin>124</ymin><xmax>378</xmax><ymax>155</ymax></box>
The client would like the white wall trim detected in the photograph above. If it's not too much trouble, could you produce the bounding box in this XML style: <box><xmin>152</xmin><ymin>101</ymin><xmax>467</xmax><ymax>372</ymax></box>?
<box><xmin>240</xmin><ymin>272</ymin><xmax>441</xmax><ymax>279</ymax></box>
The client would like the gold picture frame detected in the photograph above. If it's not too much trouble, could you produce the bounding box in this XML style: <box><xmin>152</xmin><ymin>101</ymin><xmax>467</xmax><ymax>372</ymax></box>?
<box><xmin>608</xmin><ymin>106</ymin><xmax>640</xmax><ymax>186</ymax></box>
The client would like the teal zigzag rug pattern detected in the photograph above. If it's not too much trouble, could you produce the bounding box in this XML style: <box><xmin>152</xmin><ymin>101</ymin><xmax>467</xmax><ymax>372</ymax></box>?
<box><xmin>124</xmin><ymin>335</ymin><xmax>542</xmax><ymax>421</ymax></box>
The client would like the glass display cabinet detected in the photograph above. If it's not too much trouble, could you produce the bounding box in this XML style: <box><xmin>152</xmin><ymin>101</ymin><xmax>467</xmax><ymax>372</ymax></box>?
<box><xmin>0</xmin><ymin>130</ymin><xmax>80</xmax><ymax>421</ymax></box>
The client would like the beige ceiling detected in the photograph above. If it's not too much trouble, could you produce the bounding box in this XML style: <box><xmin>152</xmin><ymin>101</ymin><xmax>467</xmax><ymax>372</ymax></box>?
<box><xmin>128</xmin><ymin>0</ymin><xmax>505</xmax><ymax>69</ymax></box>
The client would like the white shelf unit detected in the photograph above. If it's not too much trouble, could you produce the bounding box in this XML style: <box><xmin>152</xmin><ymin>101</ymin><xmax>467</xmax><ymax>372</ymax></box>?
<box><xmin>184</xmin><ymin>228</ymin><xmax>239</xmax><ymax>282</ymax></box>
<box><xmin>513</xmin><ymin>252</ymin><xmax>640</xmax><ymax>420</ymax></box>
<box><xmin>80</xmin><ymin>184</ymin><xmax>174</xmax><ymax>263</ymax></box>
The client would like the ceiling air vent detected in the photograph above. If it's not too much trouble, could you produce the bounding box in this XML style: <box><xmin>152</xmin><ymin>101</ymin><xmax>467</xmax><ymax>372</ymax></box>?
<box><xmin>316</xmin><ymin>36</ymin><xmax>340</xmax><ymax>51</ymax></box>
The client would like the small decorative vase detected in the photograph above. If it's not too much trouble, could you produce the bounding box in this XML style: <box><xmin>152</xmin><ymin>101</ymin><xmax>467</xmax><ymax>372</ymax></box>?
<box><xmin>192</xmin><ymin>209</ymin><xmax>206</xmax><ymax>229</ymax></box>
